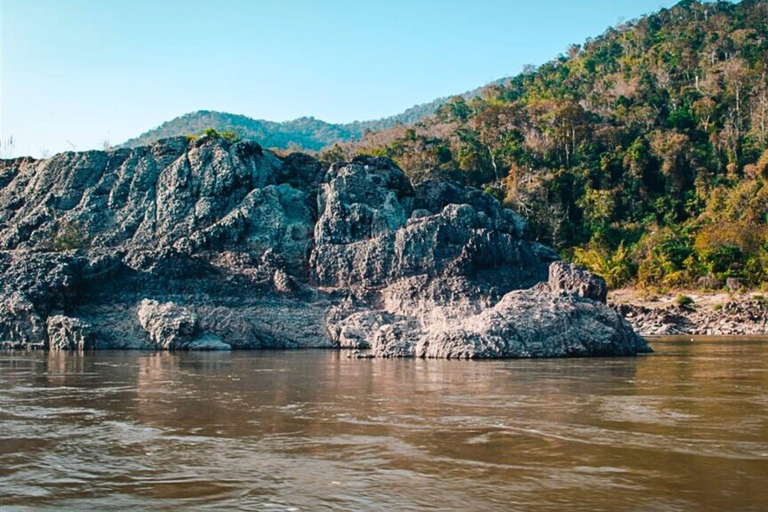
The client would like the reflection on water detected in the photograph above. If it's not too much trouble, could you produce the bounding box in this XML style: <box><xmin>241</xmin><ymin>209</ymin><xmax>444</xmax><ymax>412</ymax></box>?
<box><xmin>2</xmin><ymin>339</ymin><xmax>768</xmax><ymax>511</ymax></box>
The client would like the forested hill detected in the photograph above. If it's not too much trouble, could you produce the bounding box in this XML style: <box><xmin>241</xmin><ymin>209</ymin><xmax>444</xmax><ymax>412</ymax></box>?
<box><xmin>326</xmin><ymin>0</ymin><xmax>768</xmax><ymax>290</ymax></box>
<box><xmin>119</xmin><ymin>90</ymin><xmax>481</xmax><ymax>151</ymax></box>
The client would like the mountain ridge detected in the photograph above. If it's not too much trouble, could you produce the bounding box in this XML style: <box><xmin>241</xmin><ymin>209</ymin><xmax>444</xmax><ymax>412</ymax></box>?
<box><xmin>119</xmin><ymin>82</ymin><xmax>505</xmax><ymax>151</ymax></box>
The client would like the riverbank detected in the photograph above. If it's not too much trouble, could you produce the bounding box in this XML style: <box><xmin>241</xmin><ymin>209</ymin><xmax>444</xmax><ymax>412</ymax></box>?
<box><xmin>611</xmin><ymin>289</ymin><xmax>768</xmax><ymax>337</ymax></box>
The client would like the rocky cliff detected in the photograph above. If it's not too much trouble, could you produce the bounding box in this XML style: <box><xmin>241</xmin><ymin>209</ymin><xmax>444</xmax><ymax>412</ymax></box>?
<box><xmin>0</xmin><ymin>135</ymin><xmax>650</xmax><ymax>357</ymax></box>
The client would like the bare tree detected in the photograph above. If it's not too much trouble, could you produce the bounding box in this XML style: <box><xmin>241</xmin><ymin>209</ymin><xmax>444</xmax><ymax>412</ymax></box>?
<box><xmin>1</xmin><ymin>136</ymin><xmax>15</xmax><ymax>158</ymax></box>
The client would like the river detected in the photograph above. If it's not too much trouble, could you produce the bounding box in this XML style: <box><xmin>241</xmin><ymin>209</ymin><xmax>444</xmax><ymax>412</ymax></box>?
<box><xmin>2</xmin><ymin>338</ymin><xmax>767</xmax><ymax>511</ymax></box>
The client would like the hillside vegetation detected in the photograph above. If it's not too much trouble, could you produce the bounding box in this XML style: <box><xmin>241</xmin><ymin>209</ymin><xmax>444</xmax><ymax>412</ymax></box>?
<box><xmin>119</xmin><ymin>92</ymin><xmax>481</xmax><ymax>151</ymax></box>
<box><xmin>325</xmin><ymin>0</ymin><xmax>768</xmax><ymax>290</ymax></box>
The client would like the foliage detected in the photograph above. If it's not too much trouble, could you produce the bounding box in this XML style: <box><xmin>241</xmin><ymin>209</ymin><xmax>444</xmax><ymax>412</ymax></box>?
<box><xmin>573</xmin><ymin>241</ymin><xmax>634</xmax><ymax>288</ymax></box>
<box><xmin>52</xmin><ymin>221</ymin><xmax>89</xmax><ymax>252</ymax></box>
<box><xmin>202</xmin><ymin>128</ymin><xmax>241</xmax><ymax>142</ymax></box>
<box><xmin>676</xmin><ymin>294</ymin><xmax>695</xmax><ymax>307</ymax></box>
<box><xmin>326</xmin><ymin>0</ymin><xmax>768</xmax><ymax>290</ymax></box>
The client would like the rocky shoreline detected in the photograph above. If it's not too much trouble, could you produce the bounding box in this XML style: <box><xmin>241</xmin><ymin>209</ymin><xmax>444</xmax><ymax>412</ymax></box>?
<box><xmin>0</xmin><ymin>136</ymin><xmax>649</xmax><ymax>358</ymax></box>
<box><xmin>612</xmin><ymin>295</ymin><xmax>768</xmax><ymax>337</ymax></box>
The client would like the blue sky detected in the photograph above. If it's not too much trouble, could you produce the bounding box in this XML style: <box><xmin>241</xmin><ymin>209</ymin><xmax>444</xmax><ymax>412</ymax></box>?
<box><xmin>2</xmin><ymin>0</ymin><xmax>680</xmax><ymax>157</ymax></box>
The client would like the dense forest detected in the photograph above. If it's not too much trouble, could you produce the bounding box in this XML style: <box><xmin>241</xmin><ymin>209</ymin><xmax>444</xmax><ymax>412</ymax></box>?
<box><xmin>324</xmin><ymin>0</ymin><xmax>768</xmax><ymax>290</ymax></box>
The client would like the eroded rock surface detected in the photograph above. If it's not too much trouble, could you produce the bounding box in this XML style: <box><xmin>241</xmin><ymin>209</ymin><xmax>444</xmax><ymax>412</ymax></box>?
<box><xmin>46</xmin><ymin>315</ymin><xmax>95</xmax><ymax>350</ymax></box>
<box><xmin>549</xmin><ymin>261</ymin><xmax>608</xmax><ymax>303</ymax></box>
<box><xmin>614</xmin><ymin>299</ymin><xmax>768</xmax><ymax>337</ymax></box>
<box><xmin>0</xmin><ymin>139</ymin><xmax>647</xmax><ymax>357</ymax></box>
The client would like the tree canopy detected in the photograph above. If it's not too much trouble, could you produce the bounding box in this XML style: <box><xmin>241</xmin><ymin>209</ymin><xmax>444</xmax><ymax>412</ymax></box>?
<box><xmin>325</xmin><ymin>0</ymin><xmax>768</xmax><ymax>290</ymax></box>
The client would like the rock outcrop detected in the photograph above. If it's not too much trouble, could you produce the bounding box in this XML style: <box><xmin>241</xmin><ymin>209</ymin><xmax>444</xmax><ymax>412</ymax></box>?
<box><xmin>0</xmin><ymin>137</ymin><xmax>649</xmax><ymax>357</ymax></box>
<box><xmin>137</xmin><ymin>299</ymin><xmax>230</xmax><ymax>350</ymax></box>
<box><xmin>46</xmin><ymin>315</ymin><xmax>95</xmax><ymax>350</ymax></box>
<box><xmin>343</xmin><ymin>271</ymin><xmax>647</xmax><ymax>360</ymax></box>
<box><xmin>548</xmin><ymin>261</ymin><xmax>608</xmax><ymax>303</ymax></box>
<box><xmin>614</xmin><ymin>299</ymin><xmax>768</xmax><ymax>337</ymax></box>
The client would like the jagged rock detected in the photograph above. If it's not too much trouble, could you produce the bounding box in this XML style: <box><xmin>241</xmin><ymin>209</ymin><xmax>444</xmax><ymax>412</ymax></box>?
<box><xmin>548</xmin><ymin>261</ymin><xmax>608</xmax><ymax>303</ymax></box>
<box><xmin>137</xmin><ymin>299</ymin><xmax>229</xmax><ymax>350</ymax></box>
<box><xmin>0</xmin><ymin>140</ymin><xmax>647</xmax><ymax>358</ymax></box>
<box><xmin>137</xmin><ymin>299</ymin><xmax>198</xmax><ymax>349</ymax></box>
<box><xmin>0</xmin><ymin>293</ymin><xmax>46</xmax><ymax>348</ymax></box>
<box><xmin>614</xmin><ymin>298</ymin><xmax>768</xmax><ymax>337</ymax></box>
<box><xmin>371</xmin><ymin>319</ymin><xmax>422</xmax><ymax>358</ymax></box>
<box><xmin>415</xmin><ymin>287</ymin><xmax>646</xmax><ymax>359</ymax></box>
<box><xmin>326</xmin><ymin>262</ymin><xmax>649</xmax><ymax>359</ymax></box>
<box><xmin>326</xmin><ymin>305</ymin><xmax>400</xmax><ymax>349</ymax></box>
<box><xmin>46</xmin><ymin>315</ymin><xmax>95</xmax><ymax>350</ymax></box>
<box><xmin>311</xmin><ymin>157</ymin><xmax>553</xmax><ymax>291</ymax></box>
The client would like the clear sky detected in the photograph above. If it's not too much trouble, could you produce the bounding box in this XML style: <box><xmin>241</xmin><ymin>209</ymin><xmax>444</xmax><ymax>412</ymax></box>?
<box><xmin>2</xmin><ymin>0</ymin><xmax>680</xmax><ymax>158</ymax></box>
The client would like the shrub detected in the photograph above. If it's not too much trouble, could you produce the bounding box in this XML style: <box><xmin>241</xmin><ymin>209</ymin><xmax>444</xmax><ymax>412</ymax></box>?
<box><xmin>219</xmin><ymin>129</ymin><xmax>240</xmax><ymax>142</ymax></box>
<box><xmin>675</xmin><ymin>294</ymin><xmax>695</xmax><ymax>307</ymax></box>
<box><xmin>756</xmin><ymin>149</ymin><xmax>768</xmax><ymax>179</ymax></box>
<box><xmin>202</xmin><ymin>128</ymin><xmax>240</xmax><ymax>142</ymax></box>
<box><xmin>52</xmin><ymin>221</ymin><xmax>89</xmax><ymax>251</ymax></box>
<box><xmin>573</xmin><ymin>241</ymin><xmax>635</xmax><ymax>289</ymax></box>
<box><xmin>635</xmin><ymin>228</ymin><xmax>695</xmax><ymax>288</ymax></box>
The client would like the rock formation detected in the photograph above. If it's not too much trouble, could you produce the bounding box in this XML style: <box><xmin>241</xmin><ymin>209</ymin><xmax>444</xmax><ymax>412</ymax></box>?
<box><xmin>614</xmin><ymin>299</ymin><xmax>768</xmax><ymax>337</ymax></box>
<box><xmin>0</xmin><ymin>136</ymin><xmax>650</xmax><ymax>357</ymax></box>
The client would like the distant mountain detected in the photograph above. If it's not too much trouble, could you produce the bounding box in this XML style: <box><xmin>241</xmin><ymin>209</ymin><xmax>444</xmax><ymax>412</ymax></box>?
<box><xmin>119</xmin><ymin>88</ymin><xmax>489</xmax><ymax>151</ymax></box>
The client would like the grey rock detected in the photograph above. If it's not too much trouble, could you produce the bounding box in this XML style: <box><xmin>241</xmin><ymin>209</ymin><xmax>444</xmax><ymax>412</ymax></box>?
<box><xmin>46</xmin><ymin>315</ymin><xmax>95</xmax><ymax>350</ymax></box>
<box><xmin>548</xmin><ymin>261</ymin><xmax>608</xmax><ymax>303</ymax></box>
<box><xmin>328</xmin><ymin>265</ymin><xmax>649</xmax><ymax>359</ymax></box>
<box><xmin>326</xmin><ymin>305</ymin><xmax>400</xmax><ymax>349</ymax></box>
<box><xmin>137</xmin><ymin>299</ymin><xmax>199</xmax><ymax>350</ymax></box>
<box><xmin>371</xmin><ymin>319</ymin><xmax>421</xmax><ymax>358</ymax></box>
<box><xmin>615</xmin><ymin>297</ymin><xmax>768</xmax><ymax>337</ymax></box>
<box><xmin>0</xmin><ymin>293</ymin><xmax>46</xmax><ymax>348</ymax></box>
<box><xmin>416</xmin><ymin>290</ymin><xmax>649</xmax><ymax>359</ymax></box>
<box><xmin>0</xmin><ymin>139</ymin><xmax>647</xmax><ymax>358</ymax></box>
<box><xmin>137</xmin><ymin>298</ymin><xmax>229</xmax><ymax>351</ymax></box>
<box><xmin>311</xmin><ymin>157</ymin><xmax>552</xmax><ymax>292</ymax></box>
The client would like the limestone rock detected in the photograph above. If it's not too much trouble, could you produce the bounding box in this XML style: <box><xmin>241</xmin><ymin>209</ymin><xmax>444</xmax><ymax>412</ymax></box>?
<box><xmin>137</xmin><ymin>299</ymin><xmax>198</xmax><ymax>350</ymax></box>
<box><xmin>328</xmin><ymin>280</ymin><xmax>649</xmax><ymax>360</ymax></box>
<box><xmin>137</xmin><ymin>299</ymin><xmax>229</xmax><ymax>350</ymax></box>
<box><xmin>311</xmin><ymin>158</ymin><xmax>553</xmax><ymax>292</ymax></box>
<box><xmin>416</xmin><ymin>290</ymin><xmax>649</xmax><ymax>359</ymax></box>
<box><xmin>614</xmin><ymin>298</ymin><xmax>768</xmax><ymax>337</ymax></box>
<box><xmin>46</xmin><ymin>315</ymin><xmax>95</xmax><ymax>350</ymax></box>
<box><xmin>548</xmin><ymin>261</ymin><xmax>608</xmax><ymax>303</ymax></box>
<box><xmin>0</xmin><ymin>140</ymin><xmax>647</xmax><ymax>358</ymax></box>
<box><xmin>0</xmin><ymin>293</ymin><xmax>46</xmax><ymax>348</ymax></box>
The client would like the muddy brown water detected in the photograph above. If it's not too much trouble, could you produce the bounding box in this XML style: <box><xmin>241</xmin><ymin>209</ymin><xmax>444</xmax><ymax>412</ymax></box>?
<box><xmin>1</xmin><ymin>338</ymin><xmax>767</xmax><ymax>511</ymax></box>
